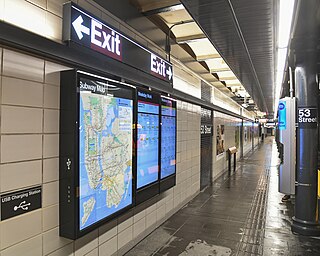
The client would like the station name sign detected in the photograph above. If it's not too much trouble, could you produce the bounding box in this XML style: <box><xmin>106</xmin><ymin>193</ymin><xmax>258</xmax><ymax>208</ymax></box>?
<box><xmin>298</xmin><ymin>107</ymin><xmax>317</xmax><ymax>129</ymax></box>
<box><xmin>63</xmin><ymin>3</ymin><xmax>173</xmax><ymax>84</ymax></box>
<box><xmin>201</xmin><ymin>124</ymin><xmax>212</xmax><ymax>135</ymax></box>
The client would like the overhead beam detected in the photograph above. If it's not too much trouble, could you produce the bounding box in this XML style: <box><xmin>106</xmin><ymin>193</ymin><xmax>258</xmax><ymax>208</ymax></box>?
<box><xmin>142</xmin><ymin>3</ymin><xmax>184</xmax><ymax>16</ymax></box>
<box><xmin>196</xmin><ymin>54</ymin><xmax>220</xmax><ymax>61</ymax></box>
<box><xmin>176</xmin><ymin>34</ymin><xmax>206</xmax><ymax>44</ymax></box>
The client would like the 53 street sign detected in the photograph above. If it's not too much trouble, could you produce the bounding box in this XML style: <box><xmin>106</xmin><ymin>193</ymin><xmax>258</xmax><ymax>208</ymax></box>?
<box><xmin>63</xmin><ymin>3</ymin><xmax>173</xmax><ymax>84</ymax></box>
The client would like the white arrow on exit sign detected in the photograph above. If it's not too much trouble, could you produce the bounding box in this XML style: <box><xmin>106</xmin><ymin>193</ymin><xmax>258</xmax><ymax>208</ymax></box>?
<box><xmin>72</xmin><ymin>15</ymin><xmax>90</xmax><ymax>40</ymax></box>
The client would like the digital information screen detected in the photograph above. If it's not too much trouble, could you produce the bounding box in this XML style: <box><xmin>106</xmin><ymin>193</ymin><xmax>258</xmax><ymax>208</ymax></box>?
<box><xmin>137</xmin><ymin>91</ymin><xmax>160</xmax><ymax>189</ymax></box>
<box><xmin>161</xmin><ymin>98</ymin><xmax>176</xmax><ymax>179</ymax></box>
<box><xmin>79</xmin><ymin>77</ymin><xmax>133</xmax><ymax>230</ymax></box>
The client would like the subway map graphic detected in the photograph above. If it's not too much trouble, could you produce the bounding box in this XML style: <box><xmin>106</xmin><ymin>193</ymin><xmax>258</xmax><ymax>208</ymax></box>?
<box><xmin>79</xmin><ymin>90</ymin><xmax>133</xmax><ymax>230</ymax></box>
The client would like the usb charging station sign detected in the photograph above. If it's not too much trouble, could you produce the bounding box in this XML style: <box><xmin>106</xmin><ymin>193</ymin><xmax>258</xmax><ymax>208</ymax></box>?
<box><xmin>1</xmin><ymin>186</ymin><xmax>42</xmax><ymax>221</ymax></box>
<box><xmin>298</xmin><ymin>107</ymin><xmax>317</xmax><ymax>129</ymax></box>
<box><xmin>63</xmin><ymin>3</ymin><xmax>173</xmax><ymax>84</ymax></box>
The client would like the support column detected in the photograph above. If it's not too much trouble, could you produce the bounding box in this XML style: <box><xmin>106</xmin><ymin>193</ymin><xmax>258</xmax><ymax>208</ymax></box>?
<box><xmin>291</xmin><ymin>38</ymin><xmax>320</xmax><ymax>235</ymax></box>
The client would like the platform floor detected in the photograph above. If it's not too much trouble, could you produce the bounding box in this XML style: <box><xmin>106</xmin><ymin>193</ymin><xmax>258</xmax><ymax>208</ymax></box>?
<box><xmin>125</xmin><ymin>138</ymin><xmax>320</xmax><ymax>256</ymax></box>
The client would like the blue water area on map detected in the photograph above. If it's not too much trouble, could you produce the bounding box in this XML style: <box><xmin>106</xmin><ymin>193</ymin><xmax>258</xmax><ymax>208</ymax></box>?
<box><xmin>79</xmin><ymin>93</ymin><xmax>133</xmax><ymax>231</ymax></box>
<box><xmin>137</xmin><ymin>102</ymin><xmax>159</xmax><ymax>189</ymax></box>
<box><xmin>161</xmin><ymin>115</ymin><xmax>176</xmax><ymax>179</ymax></box>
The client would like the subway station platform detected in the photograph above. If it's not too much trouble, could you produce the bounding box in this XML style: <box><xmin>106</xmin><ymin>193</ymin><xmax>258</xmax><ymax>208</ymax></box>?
<box><xmin>125</xmin><ymin>137</ymin><xmax>320</xmax><ymax>256</ymax></box>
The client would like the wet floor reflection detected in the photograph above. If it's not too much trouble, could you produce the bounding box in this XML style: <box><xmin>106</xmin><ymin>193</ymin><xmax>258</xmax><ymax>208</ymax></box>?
<box><xmin>125</xmin><ymin>138</ymin><xmax>320</xmax><ymax>256</ymax></box>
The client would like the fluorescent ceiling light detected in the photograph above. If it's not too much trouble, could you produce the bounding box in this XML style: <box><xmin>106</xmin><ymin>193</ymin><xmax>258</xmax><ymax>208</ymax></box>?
<box><xmin>274</xmin><ymin>0</ymin><xmax>295</xmax><ymax>117</ymax></box>
<box><xmin>224</xmin><ymin>79</ymin><xmax>241</xmax><ymax>86</ymax></box>
<box><xmin>216</xmin><ymin>70</ymin><xmax>236</xmax><ymax>79</ymax></box>
<box><xmin>187</xmin><ymin>38</ymin><xmax>219</xmax><ymax>57</ymax></box>
<box><xmin>278</xmin><ymin>0</ymin><xmax>295</xmax><ymax>48</ymax></box>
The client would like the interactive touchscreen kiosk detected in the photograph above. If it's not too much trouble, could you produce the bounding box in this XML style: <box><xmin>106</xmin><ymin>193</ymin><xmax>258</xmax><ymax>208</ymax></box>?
<box><xmin>60</xmin><ymin>70</ymin><xmax>134</xmax><ymax>239</ymax></box>
<box><xmin>160</xmin><ymin>97</ymin><xmax>177</xmax><ymax>192</ymax></box>
<box><xmin>135</xmin><ymin>89</ymin><xmax>160</xmax><ymax>204</ymax></box>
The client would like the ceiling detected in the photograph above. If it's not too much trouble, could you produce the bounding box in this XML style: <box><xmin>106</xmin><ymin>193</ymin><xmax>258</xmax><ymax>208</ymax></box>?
<box><xmin>93</xmin><ymin>0</ymin><xmax>277</xmax><ymax>115</ymax></box>
<box><xmin>179</xmin><ymin>0</ymin><xmax>276</xmax><ymax>114</ymax></box>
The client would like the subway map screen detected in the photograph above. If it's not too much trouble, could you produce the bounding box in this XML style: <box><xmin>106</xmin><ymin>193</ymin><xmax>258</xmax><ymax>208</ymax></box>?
<box><xmin>78</xmin><ymin>77</ymin><xmax>133</xmax><ymax>230</ymax></box>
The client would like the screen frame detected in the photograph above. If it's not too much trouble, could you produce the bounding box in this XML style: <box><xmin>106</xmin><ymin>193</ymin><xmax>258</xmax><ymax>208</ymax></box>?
<box><xmin>60</xmin><ymin>70</ymin><xmax>136</xmax><ymax>239</ymax></box>
<box><xmin>159</xmin><ymin>97</ymin><xmax>177</xmax><ymax>192</ymax></box>
<box><xmin>135</xmin><ymin>89</ymin><xmax>161</xmax><ymax>204</ymax></box>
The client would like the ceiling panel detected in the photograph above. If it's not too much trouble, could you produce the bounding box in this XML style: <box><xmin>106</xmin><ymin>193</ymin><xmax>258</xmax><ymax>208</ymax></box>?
<box><xmin>181</xmin><ymin>0</ymin><xmax>275</xmax><ymax>114</ymax></box>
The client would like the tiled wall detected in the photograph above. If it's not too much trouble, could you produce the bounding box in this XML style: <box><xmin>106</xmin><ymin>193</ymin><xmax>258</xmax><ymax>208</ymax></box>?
<box><xmin>0</xmin><ymin>48</ymin><xmax>201</xmax><ymax>256</ymax></box>
<box><xmin>211</xmin><ymin>112</ymin><xmax>243</xmax><ymax>180</ymax></box>
<box><xmin>0</xmin><ymin>0</ymin><xmax>165</xmax><ymax>57</ymax></box>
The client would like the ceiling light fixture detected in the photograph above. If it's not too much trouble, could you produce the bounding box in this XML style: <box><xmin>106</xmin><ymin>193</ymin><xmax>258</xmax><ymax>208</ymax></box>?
<box><xmin>274</xmin><ymin>0</ymin><xmax>296</xmax><ymax>118</ymax></box>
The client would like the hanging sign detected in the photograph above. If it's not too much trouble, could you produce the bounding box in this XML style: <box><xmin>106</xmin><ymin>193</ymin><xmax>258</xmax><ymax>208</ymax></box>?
<box><xmin>63</xmin><ymin>3</ymin><xmax>173</xmax><ymax>84</ymax></box>
<box><xmin>1</xmin><ymin>186</ymin><xmax>42</xmax><ymax>221</ymax></box>
<box><xmin>298</xmin><ymin>107</ymin><xmax>317</xmax><ymax>129</ymax></box>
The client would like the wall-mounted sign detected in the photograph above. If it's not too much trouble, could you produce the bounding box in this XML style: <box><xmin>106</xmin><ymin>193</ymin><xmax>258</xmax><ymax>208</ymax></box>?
<box><xmin>278</xmin><ymin>101</ymin><xmax>286</xmax><ymax>130</ymax></box>
<box><xmin>63</xmin><ymin>3</ymin><xmax>173</xmax><ymax>84</ymax></box>
<box><xmin>1</xmin><ymin>186</ymin><xmax>42</xmax><ymax>221</ymax></box>
<box><xmin>200</xmin><ymin>124</ymin><xmax>212</xmax><ymax>135</ymax></box>
<box><xmin>298</xmin><ymin>107</ymin><xmax>317</xmax><ymax>129</ymax></box>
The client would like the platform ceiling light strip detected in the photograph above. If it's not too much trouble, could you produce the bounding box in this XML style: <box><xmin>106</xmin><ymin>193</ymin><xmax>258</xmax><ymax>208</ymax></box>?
<box><xmin>274</xmin><ymin>0</ymin><xmax>295</xmax><ymax>117</ymax></box>
<box><xmin>150</xmin><ymin>1</ymin><xmax>255</xmax><ymax>110</ymax></box>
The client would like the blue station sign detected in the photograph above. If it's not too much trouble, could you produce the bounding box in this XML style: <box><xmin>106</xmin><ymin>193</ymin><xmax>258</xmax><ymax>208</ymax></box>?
<box><xmin>278</xmin><ymin>101</ymin><xmax>286</xmax><ymax>130</ymax></box>
<box><xmin>63</xmin><ymin>3</ymin><xmax>173</xmax><ymax>84</ymax></box>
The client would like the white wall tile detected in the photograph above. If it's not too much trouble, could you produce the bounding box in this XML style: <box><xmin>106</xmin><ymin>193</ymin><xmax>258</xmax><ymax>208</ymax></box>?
<box><xmin>98</xmin><ymin>220</ymin><xmax>117</xmax><ymax>245</ymax></box>
<box><xmin>1</xmin><ymin>77</ymin><xmax>43</xmax><ymax>107</ymax></box>
<box><xmin>47</xmin><ymin>243</ymin><xmax>74</xmax><ymax>256</ymax></box>
<box><xmin>43</xmin><ymin>158</ymin><xmax>59</xmax><ymax>183</ymax></box>
<box><xmin>157</xmin><ymin>205</ymin><xmax>166</xmax><ymax>222</ymax></box>
<box><xmin>44</xmin><ymin>109</ymin><xmax>59</xmax><ymax>133</ymax></box>
<box><xmin>118</xmin><ymin>212</ymin><xmax>133</xmax><ymax>233</ymax></box>
<box><xmin>0</xmin><ymin>0</ymin><xmax>4</xmax><ymax>20</ymax></box>
<box><xmin>117</xmin><ymin>226</ymin><xmax>132</xmax><ymax>250</ymax></box>
<box><xmin>46</xmin><ymin>12</ymin><xmax>62</xmax><ymax>41</ymax></box>
<box><xmin>1</xmin><ymin>106</ymin><xmax>43</xmax><ymax>134</ymax></box>
<box><xmin>1</xmin><ymin>135</ymin><xmax>42</xmax><ymax>163</ymax></box>
<box><xmin>133</xmin><ymin>217</ymin><xmax>145</xmax><ymax>238</ymax></box>
<box><xmin>43</xmin><ymin>227</ymin><xmax>73</xmax><ymax>255</ymax></box>
<box><xmin>85</xmin><ymin>248</ymin><xmax>98</xmax><ymax>256</ymax></box>
<box><xmin>47</xmin><ymin>0</ymin><xmax>66</xmax><ymax>17</ymax></box>
<box><xmin>0</xmin><ymin>235</ymin><xmax>42</xmax><ymax>256</ymax></box>
<box><xmin>0</xmin><ymin>160</ymin><xmax>42</xmax><ymax>192</ymax></box>
<box><xmin>98</xmin><ymin>235</ymin><xmax>117</xmax><ymax>256</ymax></box>
<box><xmin>45</xmin><ymin>61</ymin><xmax>70</xmax><ymax>86</ymax></box>
<box><xmin>133</xmin><ymin>209</ymin><xmax>145</xmax><ymax>223</ymax></box>
<box><xmin>44</xmin><ymin>84</ymin><xmax>60</xmax><ymax>109</ymax></box>
<box><xmin>27</xmin><ymin>0</ymin><xmax>46</xmax><ymax>9</ymax></box>
<box><xmin>145</xmin><ymin>210</ymin><xmax>157</xmax><ymax>229</ymax></box>
<box><xmin>3</xmin><ymin>48</ymin><xmax>44</xmax><ymax>83</ymax></box>
<box><xmin>1</xmin><ymin>210</ymin><xmax>42</xmax><ymax>249</ymax></box>
<box><xmin>43</xmin><ymin>134</ymin><xmax>59</xmax><ymax>158</ymax></box>
<box><xmin>43</xmin><ymin>181</ymin><xmax>59</xmax><ymax>207</ymax></box>
<box><xmin>74</xmin><ymin>230</ymin><xmax>98</xmax><ymax>256</ymax></box>
<box><xmin>4</xmin><ymin>0</ymin><xmax>47</xmax><ymax>37</ymax></box>
<box><xmin>42</xmin><ymin>204</ymin><xmax>59</xmax><ymax>232</ymax></box>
